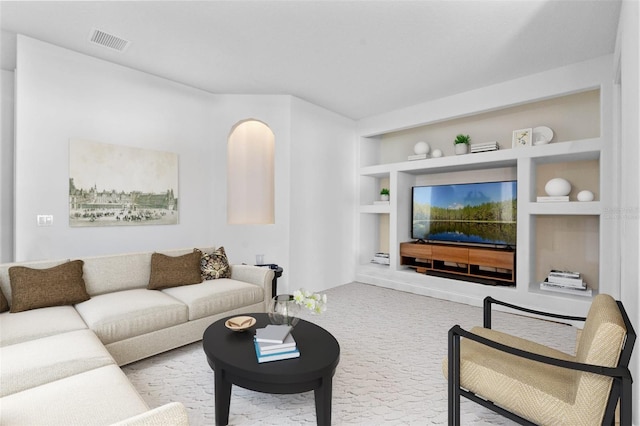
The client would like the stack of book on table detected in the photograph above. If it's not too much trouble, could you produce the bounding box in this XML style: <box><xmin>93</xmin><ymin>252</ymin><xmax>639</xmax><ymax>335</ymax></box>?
<box><xmin>540</xmin><ymin>270</ymin><xmax>592</xmax><ymax>297</ymax></box>
<box><xmin>254</xmin><ymin>324</ymin><xmax>299</xmax><ymax>363</ymax></box>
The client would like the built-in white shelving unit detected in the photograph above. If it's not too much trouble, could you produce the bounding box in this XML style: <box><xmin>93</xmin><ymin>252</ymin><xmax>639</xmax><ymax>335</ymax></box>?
<box><xmin>354</xmin><ymin>56</ymin><xmax>617</xmax><ymax>317</ymax></box>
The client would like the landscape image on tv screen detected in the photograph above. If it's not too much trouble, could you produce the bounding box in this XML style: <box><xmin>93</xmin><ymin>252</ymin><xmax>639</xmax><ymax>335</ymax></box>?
<box><xmin>412</xmin><ymin>181</ymin><xmax>517</xmax><ymax>246</ymax></box>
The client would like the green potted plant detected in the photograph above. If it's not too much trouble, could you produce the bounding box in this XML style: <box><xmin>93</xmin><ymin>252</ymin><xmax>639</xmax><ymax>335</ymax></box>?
<box><xmin>380</xmin><ymin>188</ymin><xmax>390</xmax><ymax>201</ymax></box>
<box><xmin>454</xmin><ymin>134</ymin><xmax>470</xmax><ymax>155</ymax></box>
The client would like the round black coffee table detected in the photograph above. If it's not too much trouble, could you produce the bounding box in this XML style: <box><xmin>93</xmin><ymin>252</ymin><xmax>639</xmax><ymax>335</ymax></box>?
<box><xmin>203</xmin><ymin>313</ymin><xmax>340</xmax><ymax>426</ymax></box>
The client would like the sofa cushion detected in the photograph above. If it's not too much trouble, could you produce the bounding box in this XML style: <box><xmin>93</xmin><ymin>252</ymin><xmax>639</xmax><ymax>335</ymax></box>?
<box><xmin>111</xmin><ymin>402</ymin><xmax>189</xmax><ymax>426</ymax></box>
<box><xmin>80</xmin><ymin>248</ymin><xmax>216</xmax><ymax>296</ymax></box>
<box><xmin>9</xmin><ymin>260</ymin><xmax>90</xmax><ymax>313</ymax></box>
<box><xmin>0</xmin><ymin>305</ymin><xmax>88</xmax><ymax>347</ymax></box>
<box><xmin>0</xmin><ymin>286</ymin><xmax>8</xmax><ymax>312</ymax></box>
<box><xmin>199</xmin><ymin>246</ymin><xmax>232</xmax><ymax>280</ymax></box>
<box><xmin>0</xmin><ymin>364</ymin><xmax>149</xmax><ymax>426</ymax></box>
<box><xmin>0</xmin><ymin>329</ymin><xmax>115</xmax><ymax>397</ymax></box>
<box><xmin>74</xmin><ymin>289</ymin><xmax>188</xmax><ymax>344</ymax></box>
<box><xmin>82</xmin><ymin>252</ymin><xmax>153</xmax><ymax>296</ymax></box>
<box><xmin>147</xmin><ymin>250</ymin><xmax>202</xmax><ymax>290</ymax></box>
<box><xmin>162</xmin><ymin>278</ymin><xmax>264</xmax><ymax>321</ymax></box>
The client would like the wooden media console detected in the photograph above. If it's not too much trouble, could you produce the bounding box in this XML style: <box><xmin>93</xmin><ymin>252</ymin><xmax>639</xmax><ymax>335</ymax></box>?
<box><xmin>400</xmin><ymin>242</ymin><xmax>515</xmax><ymax>285</ymax></box>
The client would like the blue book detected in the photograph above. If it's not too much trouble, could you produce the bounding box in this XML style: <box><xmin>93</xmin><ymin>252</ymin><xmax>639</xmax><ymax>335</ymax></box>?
<box><xmin>254</xmin><ymin>341</ymin><xmax>300</xmax><ymax>363</ymax></box>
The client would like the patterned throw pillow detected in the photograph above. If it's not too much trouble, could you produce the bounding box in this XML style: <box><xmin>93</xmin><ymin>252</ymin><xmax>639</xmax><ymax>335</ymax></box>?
<box><xmin>0</xmin><ymin>287</ymin><xmax>8</xmax><ymax>313</ymax></box>
<box><xmin>9</xmin><ymin>260</ymin><xmax>91</xmax><ymax>313</ymax></box>
<box><xmin>148</xmin><ymin>250</ymin><xmax>203</xmax><ymax>290</ymax></box>
<box><xmin>200</xmin><ymin>247</ymin><xmax>231</xmax><ymax>280</ymax></box>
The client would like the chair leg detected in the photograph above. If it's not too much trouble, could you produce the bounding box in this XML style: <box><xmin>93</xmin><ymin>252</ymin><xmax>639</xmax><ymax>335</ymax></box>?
<box><xmin>620</xmin><ymin>376</ymin><xmax>632</xmax><ymax>425</ymax></box>
<box><xmin>448</xmin><ymin>327</ymin><xmax>461</xmax><ymax>426</ymax></box>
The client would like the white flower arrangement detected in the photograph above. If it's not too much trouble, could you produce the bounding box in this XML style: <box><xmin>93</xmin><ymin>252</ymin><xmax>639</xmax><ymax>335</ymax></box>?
<box><xmin>292</xmin><ymin>288</ymin><xmax>327</xmax><ymax>314</ymax></box>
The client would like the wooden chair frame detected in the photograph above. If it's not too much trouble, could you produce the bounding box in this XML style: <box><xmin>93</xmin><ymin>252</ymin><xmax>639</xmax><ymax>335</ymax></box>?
<box><xmin>448</xmin><ymin>296</ymin><xmax>636</xmax><ymax>426</ymax></box>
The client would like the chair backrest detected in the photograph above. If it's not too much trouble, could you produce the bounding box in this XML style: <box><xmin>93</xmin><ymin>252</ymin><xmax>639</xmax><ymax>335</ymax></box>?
<box><xmin>572</xmin><ymin>294</ymin><xmax>627</xmax><ymax>423</ymax></box>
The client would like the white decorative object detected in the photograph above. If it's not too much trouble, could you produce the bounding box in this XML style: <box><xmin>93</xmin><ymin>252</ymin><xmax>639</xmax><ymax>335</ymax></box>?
<box><xmin>454</xmin><ymin>144</ymin><xmax>468</xmax><ymax>155</ymax></box>
<box><xmin>414</xmin><ymin>141</ymin><xmax>430</xmax><ymax>155</ymax></box>
<box><xmin>577</xmin><ymin>190</ymin><xmax>594</xmax><ymax>202</ymax></box>
<box><xmin>533</xmin><ymin>126</ymin><xmax>554</xmax><ymax>145</ymax></box>
<box><xmin>431</xmin><ymin>148</ymin><xmax>443</xmax><ymax>158</ymax></box>
<box><xmin>380</xmin><ymin>194</ymin><xmax>389</xmax><ymax>201</ymax></box>
<box><xmin>544</xmin><ymin>178</ymin><xmax>571</xmax><ymax>196</ymax></box>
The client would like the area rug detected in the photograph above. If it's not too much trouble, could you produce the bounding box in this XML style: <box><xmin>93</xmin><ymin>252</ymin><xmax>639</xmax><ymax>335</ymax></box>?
<box><xmin>123</xmin><ymin>282</ymin><xmax>577</xmax><ymax>425</ymax></box>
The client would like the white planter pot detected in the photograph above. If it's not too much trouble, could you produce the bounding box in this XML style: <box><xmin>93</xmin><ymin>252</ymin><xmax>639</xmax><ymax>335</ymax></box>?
<box><xmin>454</xmin><ymin>144</ymin><xmax>468</xmax><ymax>155</ymax></box>
<box><xmin>380</xmin><ymin>194</ymin><xmax>389</xmax><ymax>201</ymax></box>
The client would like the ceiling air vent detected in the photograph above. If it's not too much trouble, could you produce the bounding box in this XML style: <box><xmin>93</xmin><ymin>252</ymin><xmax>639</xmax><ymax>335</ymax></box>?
<box><xmin>88</xmin><ymin>28</ymin><xmax>130</xmax><ymax>52</ymax></box>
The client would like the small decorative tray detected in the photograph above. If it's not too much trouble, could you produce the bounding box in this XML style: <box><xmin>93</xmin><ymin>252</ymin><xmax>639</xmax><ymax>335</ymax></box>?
<box><xmin>225</xmin><ymin>316</ymin><xmax>256</xmax><ymax>332</ymax></box>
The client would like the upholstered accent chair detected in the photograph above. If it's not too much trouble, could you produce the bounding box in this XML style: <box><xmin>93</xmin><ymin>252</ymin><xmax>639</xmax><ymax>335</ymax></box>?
<box><xmin>444</xmin><ymin>294</ymin><xmax>636</xmax><ymax>425</ymax></box>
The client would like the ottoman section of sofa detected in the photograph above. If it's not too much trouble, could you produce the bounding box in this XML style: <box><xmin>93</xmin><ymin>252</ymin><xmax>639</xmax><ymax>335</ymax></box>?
<box><xmin>0</xmin><ymin>305</ymin><xmax>89</xmax><ymax>347</ymax></box>
<box><xmin>0</xmin><ymin>364</ymin><xmax>149</xmax><ymax>426</ymax></box>
<box><xmin>161</xmin><ymin>278</ymin><xmax>264</xmax><ymax>321</ymax></box>
<box><xmin>0</xmin><ymin>329</ymin><xmax>115</xmax><ymax>397</ymax></box>
<box><xmin>74</xmin><ymin>289</ymin><xmax>188</xmax><ymax>345</ymax></box>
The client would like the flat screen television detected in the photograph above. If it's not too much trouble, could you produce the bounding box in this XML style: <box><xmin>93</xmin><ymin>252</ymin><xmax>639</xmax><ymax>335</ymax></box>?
<box><xmin>411</xmin><ymin>180</ymin><xmax>517</xmax><ymax>247</ymax></box>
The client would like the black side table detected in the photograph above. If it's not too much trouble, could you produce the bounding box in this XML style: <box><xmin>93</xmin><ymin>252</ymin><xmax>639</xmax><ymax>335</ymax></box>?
<box><xmin>256</xmin><ymin>265</ymin><xmax>283</xmax><ymax>298</ymax></box>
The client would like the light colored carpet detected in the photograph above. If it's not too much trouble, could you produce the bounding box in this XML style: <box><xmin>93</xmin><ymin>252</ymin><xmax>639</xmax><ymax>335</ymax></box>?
<box><xmin>123</xmin><ymin>282</ymin><xmax>578</xmax><ymax>425</ymax></box>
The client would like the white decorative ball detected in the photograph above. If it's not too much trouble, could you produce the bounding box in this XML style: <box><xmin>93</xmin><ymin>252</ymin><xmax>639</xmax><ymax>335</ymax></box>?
<box><xmin>577</xmin><ymin>190</ymin><xmax>594</xmax><ymax>202</ymax></box>
<box><xmin>414</xmin><ymin>141</ymin><xmax>430</xmax><ymax>155</ymax></box>
<box><xmin>544</xmin><ymin>178</ymin><xmax>571</xmax><ymax>196</ymax></box>
<box><xmin>431</xmin><ymin>148</ymin><xmax>443</xmax><ymax>158</ymax></box>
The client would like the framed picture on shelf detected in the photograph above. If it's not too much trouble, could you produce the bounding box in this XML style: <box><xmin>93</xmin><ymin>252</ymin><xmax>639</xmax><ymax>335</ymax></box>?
<box><xmin>512</xmin><ymin>128</ymin><xmax>532</xmax><ymax>148</ymax></box>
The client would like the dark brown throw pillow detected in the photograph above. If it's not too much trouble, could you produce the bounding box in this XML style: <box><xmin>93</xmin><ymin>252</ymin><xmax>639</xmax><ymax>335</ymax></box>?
<box><xmin>199</xmin><ymin>246</ymin><xmax>231</xmax><ymax>280</ymax></box>
<box><xmin>148</xmin><ymin>250</ymin><xmax>203</xmax><ymax>290</ymax></box>
<box><xmin>0</xmin><ymin>287</ymin><xmax>9</xmax><ymax>313</ymax></box>
<box><xmin>9</xmin><ymin>260</ymin><xmax>90</xmax><ymax>313</ymax></box>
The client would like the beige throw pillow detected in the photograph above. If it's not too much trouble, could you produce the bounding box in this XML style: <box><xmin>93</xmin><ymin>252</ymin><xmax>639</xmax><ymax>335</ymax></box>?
<box><xmin>148</xmin><ymin>250</ymin><xmax>203</xmax><ymax>290</ymax></box>
<box><xmin>9</xmin><ymin>260</ymin><xmax>90</xmax><ymax>313</ymax></box>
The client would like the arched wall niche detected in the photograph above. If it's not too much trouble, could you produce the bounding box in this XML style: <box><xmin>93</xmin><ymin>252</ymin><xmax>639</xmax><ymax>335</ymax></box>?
<box><xmin>227</xmin><ymin>119</ymin><xmax>275</xmax><ymax>225</ymax></box>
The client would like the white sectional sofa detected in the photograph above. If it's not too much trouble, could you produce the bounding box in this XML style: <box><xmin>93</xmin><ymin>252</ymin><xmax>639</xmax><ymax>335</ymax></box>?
<box><xmin>0</xmin><ymin>247</ymin><xmax>274</xmax><ymax>425</ymax></box>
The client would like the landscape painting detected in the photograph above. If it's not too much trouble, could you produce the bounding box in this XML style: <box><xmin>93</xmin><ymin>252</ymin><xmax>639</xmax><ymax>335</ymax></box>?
<box><xmin>69</xmin><ymin>139</ymin><xmax>179</xmax><ymax>227</ymax></box>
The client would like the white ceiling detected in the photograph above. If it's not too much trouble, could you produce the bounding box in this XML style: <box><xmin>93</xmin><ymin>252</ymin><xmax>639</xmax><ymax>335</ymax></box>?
<box><xmin>0</xmin><ymin>0</ymin><xmax>622</xmax><ymax>120</ymax></box>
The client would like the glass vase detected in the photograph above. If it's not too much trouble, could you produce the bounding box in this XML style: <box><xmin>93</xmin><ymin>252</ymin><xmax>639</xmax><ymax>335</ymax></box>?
<box><xmin>268</xmin><ymin>294</ymin><xmax>300</xmax><ymax>327</ymax></box>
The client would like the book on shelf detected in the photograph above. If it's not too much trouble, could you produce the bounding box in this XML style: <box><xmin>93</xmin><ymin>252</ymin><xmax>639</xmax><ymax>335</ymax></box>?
<box><xmin>471</xmin><ymin>147</ymin><xmax>498</xmax><ymax>153</ymax></box>
<box><xmin>549</xmin><ymin>269</ymin><xmax>581</xmax><ymax>278</ymax></box>
<box><xmin>254</xmin><ymin>324</ymin><xmax>292</xmax><ymax>344</ymax></box>
<box><xmin>540</xmin><ymin>281</ymin><xmax>592</xmax><ymax>297</ymax></box>
<box><xmin>254</xmin><ymin>341</ymin><xmax>300</xmax><ymax>363</ymax></box>
<box><xmin>408</xmin><ymin>153</ymin><xmax>427</xmax><ymax>161</ymax></box>
<box><xmin>546</xmin><ymin>275</ymin><xmax>585</xmax><ymax>288</ymax></box>
<box><xmin>547</xmin><ymin>269</ymin><xmax>584</xmax><ymax>288</ymax></box>
<box><xmin>537</xmin><ymin>196</ymin><xmax>570</xmax><ymax>202</ymax></box>
<box><xmin>254</xmin><ymin>333</ymin><xmax>297</xmax><ymax>354</ymax></box>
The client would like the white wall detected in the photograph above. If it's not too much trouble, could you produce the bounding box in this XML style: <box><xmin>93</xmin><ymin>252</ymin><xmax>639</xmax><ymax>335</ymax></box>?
<box><xmin>0</xmin><ymin>69</ymin><xmax>14</xmax><ymax>263</ymax></box>
<box><xmin>14</xmin><ymin>36</ymin><xmax>218</xmax><ymax>261</ymax></box>
<box><xmin>10</xmin><ymin>35</ymin><xmax>356</xmax><ymax>295</ymax></box>
<box><xmin>616</xmin><ymin>1</ymin><xmax>640</xmax><ymax>423</ymax></box>
<box><xmin>289</xmin><ymin>97</ymin><xmax>356</xmax><ymax>293</ymax></box>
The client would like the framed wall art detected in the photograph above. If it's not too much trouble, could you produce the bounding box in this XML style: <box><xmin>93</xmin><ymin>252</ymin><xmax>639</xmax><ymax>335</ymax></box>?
<box><xmin>69</xmin><ymin>139</ymin><xmax>179</xmax><ymax>227</ymax></box>
<box><xmin>512</xmin><ymin>128</ymin><xmax>532</xmax><ymax>148</ymax></box>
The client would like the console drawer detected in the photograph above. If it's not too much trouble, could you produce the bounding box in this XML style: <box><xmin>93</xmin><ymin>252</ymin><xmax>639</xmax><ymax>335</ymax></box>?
<box><xmin>432</xmin><ymin>246</ymin><xmax>468</xmax><ymax>263</ymax></box>
<box><xmin>469</xmin><ymin>249</ymin><xmax>514</xmax><ymax>269</ymax></box>
<box><xmin>400</xmin><ymin>243</ymin><xmax>432</xmax><ymax>259</ymax></box>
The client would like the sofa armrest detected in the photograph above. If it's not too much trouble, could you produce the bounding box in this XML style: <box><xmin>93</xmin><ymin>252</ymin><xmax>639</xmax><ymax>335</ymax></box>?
<box><xmin>230</xmin><ymin>264</ymin><xmax>274</xmax><ymax>298</ymax></box>
<box><xmin>110</xmin><ymin>402</ymin><xmax>189</xmax><ymax>426</ymax></box>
